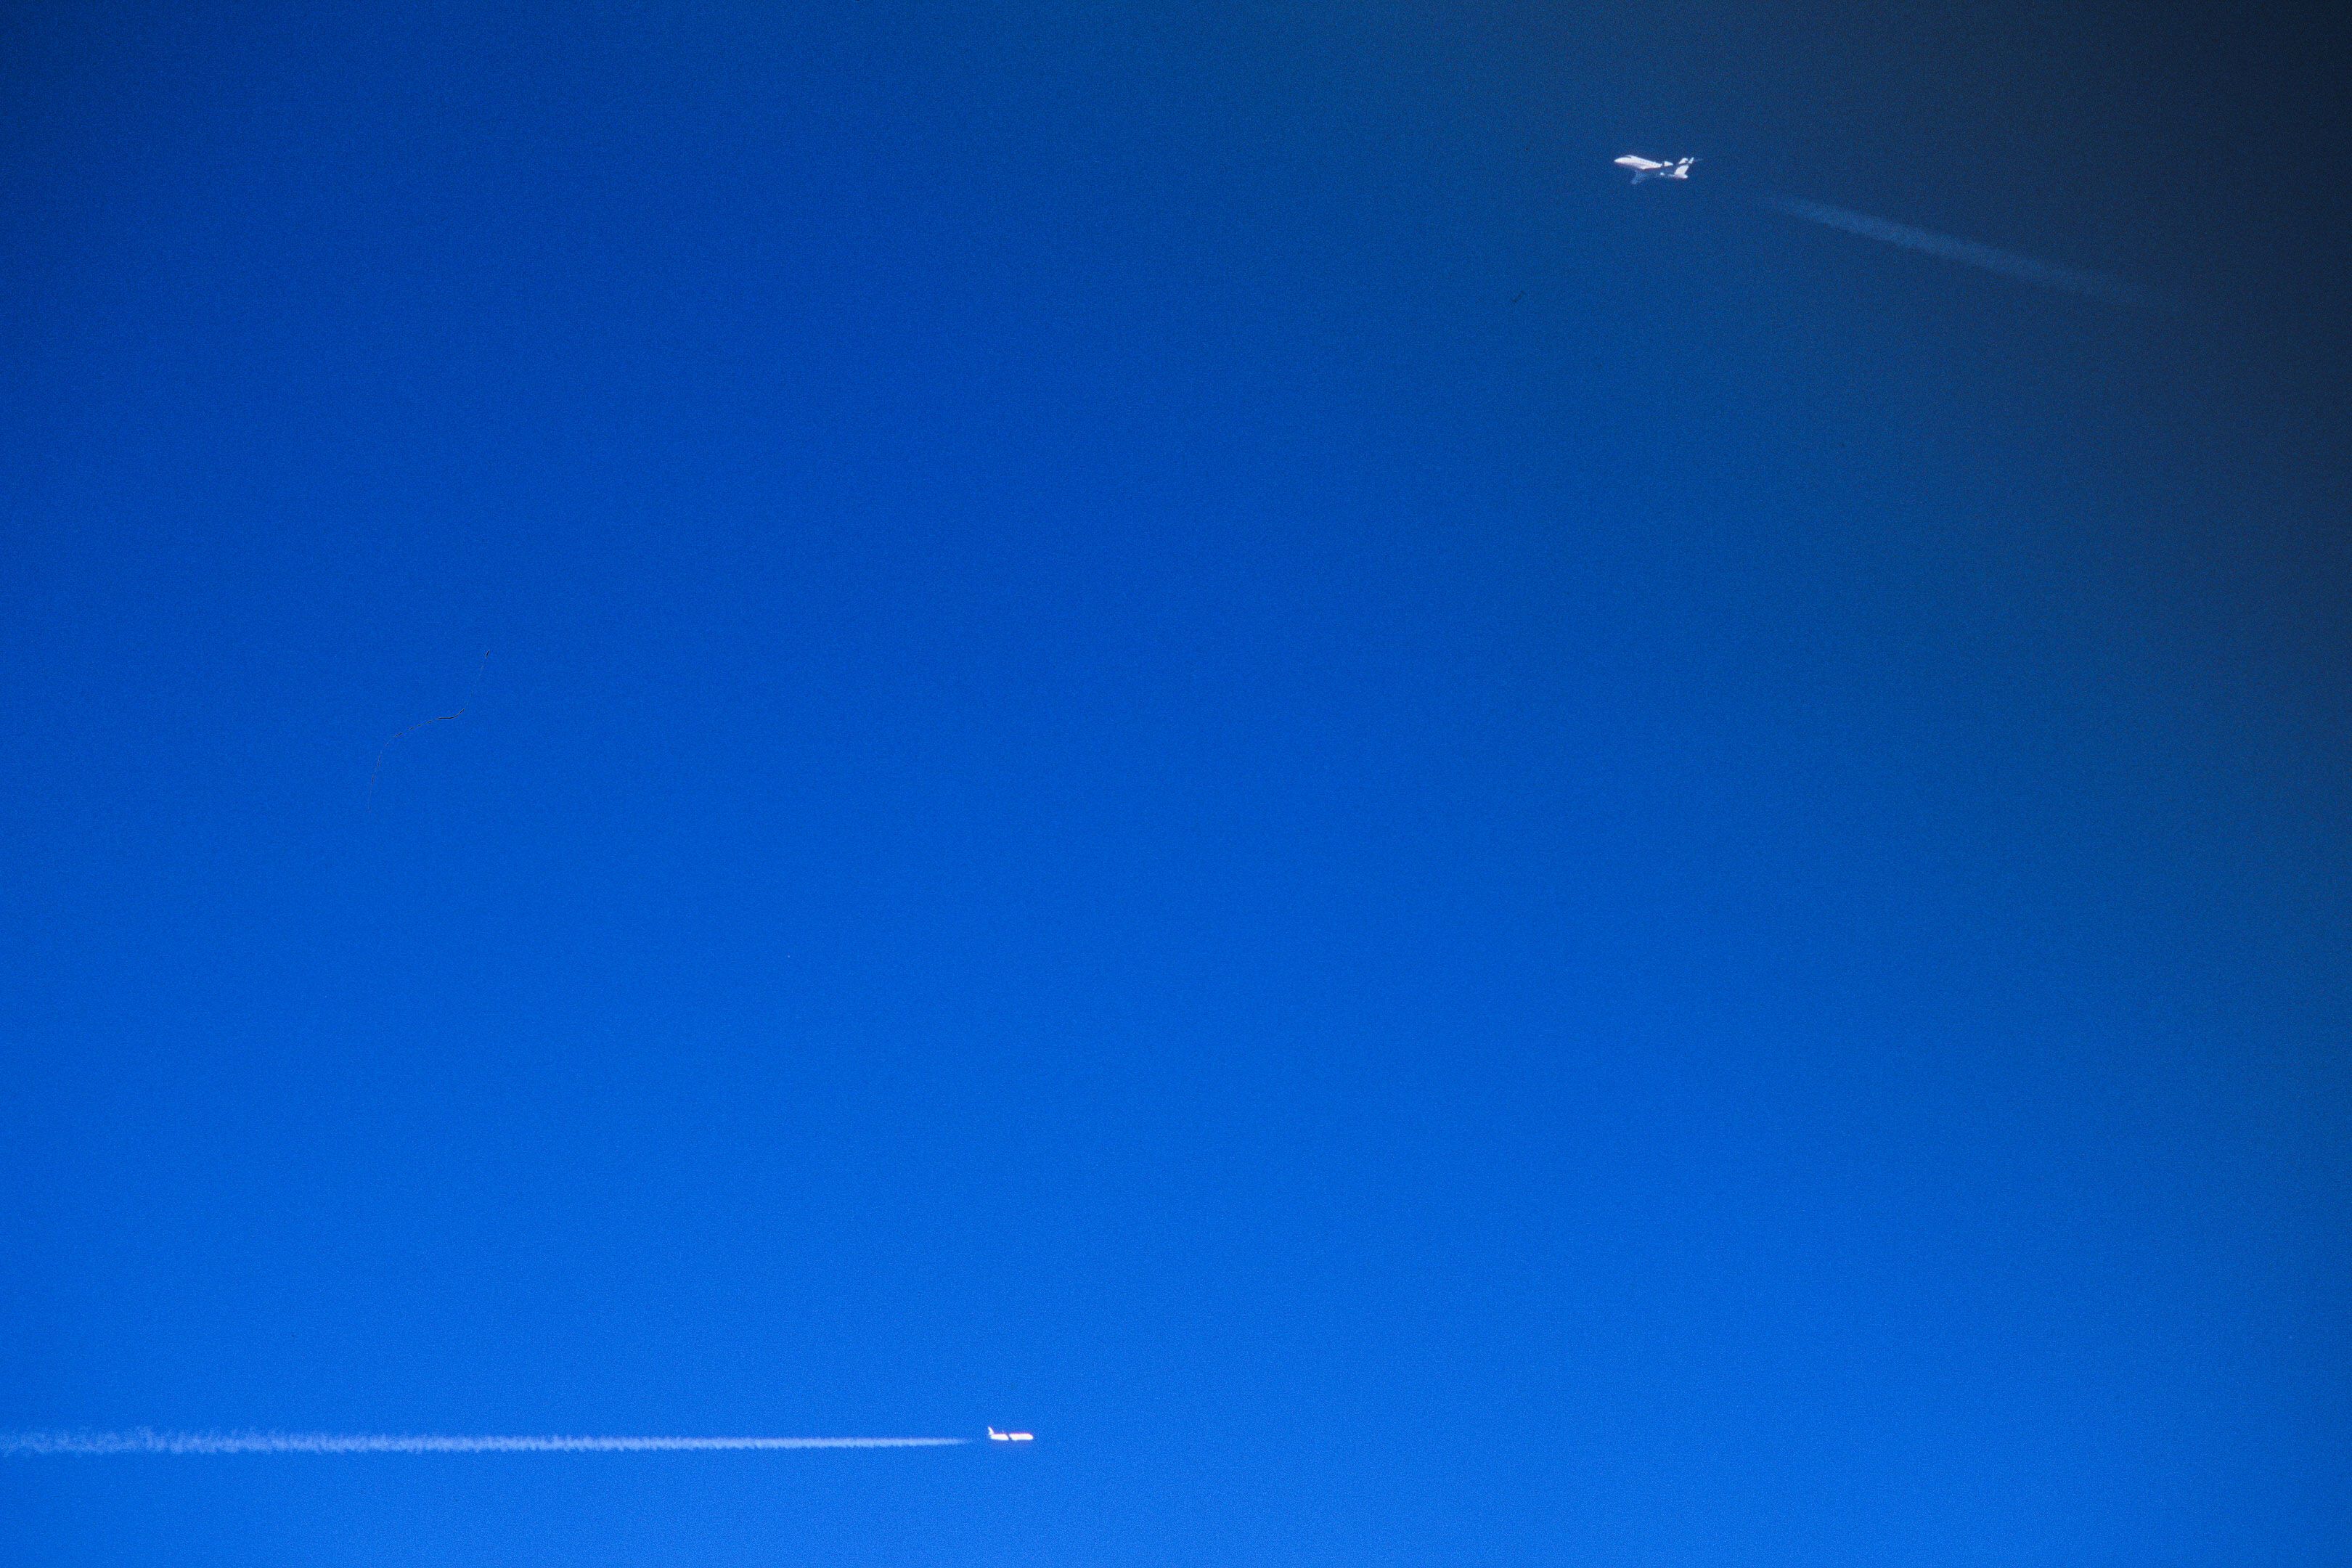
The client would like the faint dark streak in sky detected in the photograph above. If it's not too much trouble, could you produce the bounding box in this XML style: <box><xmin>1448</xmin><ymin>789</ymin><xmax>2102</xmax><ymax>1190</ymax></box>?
<box><xmin>367</xmin><ymin>650</ymin><xmax>489</xmax><ymax>809</ymax></box>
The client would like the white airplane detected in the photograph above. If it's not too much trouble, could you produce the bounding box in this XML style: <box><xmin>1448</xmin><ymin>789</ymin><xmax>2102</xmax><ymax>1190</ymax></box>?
<box><xmin>987</xmin><ymin>1427</ymin><xmax>1034</xmax><ymax>1442</ymax></box>
<box><xmin>1614</xmin><ymin>155</ymin><xmax>1696</xmax><ymax>183</ymax></box>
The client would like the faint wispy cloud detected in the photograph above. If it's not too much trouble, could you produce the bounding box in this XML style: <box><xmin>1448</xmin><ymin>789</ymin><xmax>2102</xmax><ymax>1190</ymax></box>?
<box><xmin>1755</xmin><ymin>193</ymin><xmax>2168</xmax><ymax>311</ymax></box>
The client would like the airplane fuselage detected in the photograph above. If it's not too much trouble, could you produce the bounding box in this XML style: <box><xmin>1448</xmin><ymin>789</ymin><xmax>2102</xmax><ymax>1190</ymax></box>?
<box><xmin>1615</xmin><ymin>155</ymin><xmax>1696</xmax><ymax>183</ymax></box>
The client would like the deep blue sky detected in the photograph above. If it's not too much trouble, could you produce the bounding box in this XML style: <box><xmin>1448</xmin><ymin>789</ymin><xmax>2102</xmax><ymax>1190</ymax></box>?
<box><xmin>4</xmin><ymin>2</ymin><xmax>2348</xmax><ymax>1564</ymax></box>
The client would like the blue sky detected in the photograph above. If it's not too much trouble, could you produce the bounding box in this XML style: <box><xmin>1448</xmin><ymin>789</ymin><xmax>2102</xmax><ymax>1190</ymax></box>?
<box><xmin>4</xmin><ymin>2</ymin><xmax>2348</xmax><ymax>1564</ymax></box>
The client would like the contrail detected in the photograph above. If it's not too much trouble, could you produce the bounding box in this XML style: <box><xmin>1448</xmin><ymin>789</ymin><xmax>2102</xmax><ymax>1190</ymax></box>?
<box><xmin>368</xmin><ymin>648</ymin><xmax>489</xmax><ymax>810</ymax></box>
<box><xmin>1753</xmin><ymin>192</ymin><xmax>2167</xmax><ymax>310</ymax></box>
<box><xmin>1</xmin><ymin>1429</ymin><xmax>968</xmax><ymax>1455</ymax></box>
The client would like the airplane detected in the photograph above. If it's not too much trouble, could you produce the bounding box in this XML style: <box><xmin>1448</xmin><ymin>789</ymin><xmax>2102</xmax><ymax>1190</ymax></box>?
<box><xmin>987</xmin><ymin>1427</ymin><xmax>1034</xmax><ymax>1442</ymax></box>
<box><xmin>1614</xmin><ymin>155</ymin><xmax>1696</xmax><ymax>183</ymax></box>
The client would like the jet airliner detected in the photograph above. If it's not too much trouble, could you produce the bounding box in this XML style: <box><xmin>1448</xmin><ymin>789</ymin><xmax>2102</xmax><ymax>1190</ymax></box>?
<box><xmin>1614</xmin><ymin>155</ymin><xmax>1696</xmax><ymax>183</ymax></box>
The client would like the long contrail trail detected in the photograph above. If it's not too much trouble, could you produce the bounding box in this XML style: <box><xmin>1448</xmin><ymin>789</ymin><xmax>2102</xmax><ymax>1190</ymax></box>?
<box><xmin>1753</xmin><ymin>192</ymin><xmax>2167</xmax><ymax>310</ymax></box>
<box><xmin>1</xmin><ymin>1430</ymin><xmax>968</xmax><ymax>1455</ymax></box>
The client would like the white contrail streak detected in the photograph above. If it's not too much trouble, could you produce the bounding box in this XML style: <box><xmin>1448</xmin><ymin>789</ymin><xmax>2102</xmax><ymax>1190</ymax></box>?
<box><xmin>1</xmin><ymin>1429</ymin><xmax>968</xmax><ymax>1455</ymax></box>
<box><xmin>1754</xmin><ymin>193</ymin><xmax>2167</xmax><ymax>310</ymax></box>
